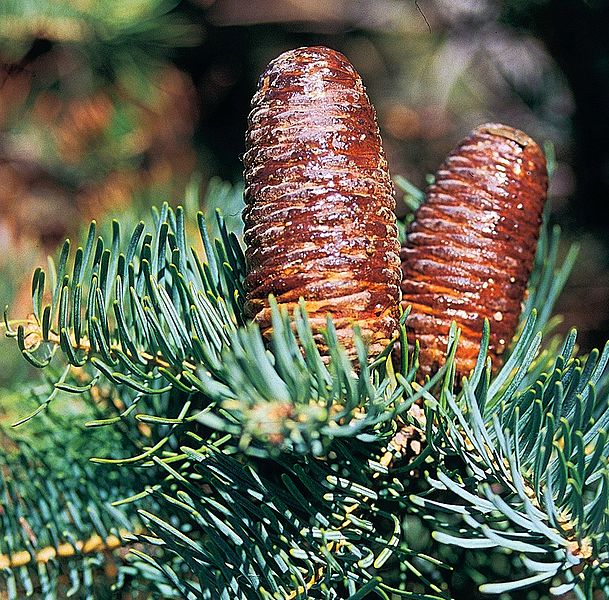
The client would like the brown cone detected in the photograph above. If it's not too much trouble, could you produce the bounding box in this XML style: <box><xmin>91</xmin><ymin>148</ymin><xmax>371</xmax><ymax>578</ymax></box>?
<box><xmin>400</xmin><ymin>123</ymin><xmax>548</xmax><ymax>378</ymax></box>
<box><xmin>243</xmin><ymin>46</ymin><xmax>401</xmax><ymax>360</ymax></box>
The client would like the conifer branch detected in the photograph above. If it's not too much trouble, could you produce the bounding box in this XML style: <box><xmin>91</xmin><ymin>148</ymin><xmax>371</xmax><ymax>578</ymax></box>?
<box><xmin>0</xmin><ymin>421</ymin><xmax>146</xmax><ymax>597</ymax></box>
<box><xmin>4</xmin><ymin>178</ymin><xmax>608</xmax><ymax>598</ymax></box>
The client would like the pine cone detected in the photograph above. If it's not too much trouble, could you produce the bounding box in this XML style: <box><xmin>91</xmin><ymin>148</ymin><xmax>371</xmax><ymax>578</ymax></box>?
<box><xmin>400</xmin><ymin>123</ymin><xmax>548</xmax><ymax>378</ymax></box>
<box><xmin>243</xmin><ymin>46</ymin><xmax>401</xmax><ymax>360</ymax></box>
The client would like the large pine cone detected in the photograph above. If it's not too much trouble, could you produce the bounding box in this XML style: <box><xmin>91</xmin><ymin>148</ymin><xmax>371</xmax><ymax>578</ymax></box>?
<box><xmin>400</xmin><ymin>123</ymin><xmax>548</xmax><ymax>378</ymax></box>
<box><xmin>243</xmin><ymin>46</ymin><xmax>401</xmax><ymax>360</ymax></box>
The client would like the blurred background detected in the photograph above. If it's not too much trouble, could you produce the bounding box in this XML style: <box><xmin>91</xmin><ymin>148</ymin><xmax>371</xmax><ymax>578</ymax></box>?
<box><xmin>1</xmin><ymin>0</ymin><xmax>608</xmax><ymax>368</ymax></box>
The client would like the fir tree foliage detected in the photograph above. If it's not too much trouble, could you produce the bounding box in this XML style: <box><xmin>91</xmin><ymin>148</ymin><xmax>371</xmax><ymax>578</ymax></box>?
<box><xmin>0</xmin><ymin>0</ymin><xmax>200</xmax><ymax>62</ymax></box>
<box><xmin>0</xmin><ymin>408</ymin><xmax>142</xmax><ymax>598</ymax></box>
<box><xmin>1</xmin><ymin>175</ymin><xmax>609</xmax><ymax>599</ymax></box>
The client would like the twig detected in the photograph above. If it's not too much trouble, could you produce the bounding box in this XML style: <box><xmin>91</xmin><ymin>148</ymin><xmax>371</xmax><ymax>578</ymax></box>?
<box><xmin>0</xmin><ymin>529</ymin><xmax>134</xmax><ymax>570</ymax></box>
<box><xmin>5</xmin><ymin>317</ymin><xmax>198</xmax><ymax>373</ymax></box>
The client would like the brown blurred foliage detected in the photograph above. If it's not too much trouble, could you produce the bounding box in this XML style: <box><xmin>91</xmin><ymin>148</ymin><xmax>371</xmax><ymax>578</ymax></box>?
<box><xmin>0</xmin><ymin>1</ymin><xmax>201</xmax><ymax>318</ymax></box>
<box><xmin>0</xmin><ymin>60</ymin><xmax>198</xmax><ymax>246</ymax></box>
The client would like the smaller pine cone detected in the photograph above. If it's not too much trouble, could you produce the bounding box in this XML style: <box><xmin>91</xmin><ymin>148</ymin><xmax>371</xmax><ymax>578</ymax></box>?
<box><xmin>400</xmin><ymin>123</ymin><xmax>548</xmax><ymax>378</ymax></box>
<box><xmin>243</xmin><ymin>47</ymin><xmax>401</xmax><ymax>360</ymax></box>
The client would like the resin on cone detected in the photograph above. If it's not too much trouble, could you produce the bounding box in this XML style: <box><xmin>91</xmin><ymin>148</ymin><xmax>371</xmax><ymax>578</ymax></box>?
<box><xmin>400</xmin><ymin>123</ymin><xmax>548</xmax><ymax>378</ymax></box>
<box><xmin>243</xmin><ymin>47</ymin><xmax>401</xmax><ymax>360</ymax></box>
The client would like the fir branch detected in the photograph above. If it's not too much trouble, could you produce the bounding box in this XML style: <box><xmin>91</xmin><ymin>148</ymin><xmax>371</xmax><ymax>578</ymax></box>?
<box><xmin>191</xmin><ymin>300</ymin><xmax>426</xmax><ymax>455</ymax></box>
<box><xmin>129</xmin><ymin>442</ymin><xmax>447</xmax><ymax>600</ymax></box>
<box><xmin>4</xmin><ymin>194</ymin><xmax>246</xmax><ymax>430</ymax></box>
<box><xmin>3</xmin><ymin>190</ymin><xmax>441</xmax><ymax>463</ymax></box>
<box><xmin>412</xmin><ymin>316</ymin><xmax>609</xmax><ymax>595</ymax></box>
<box><xmin>0</xmin><ymin>423</ymin><xmax>144</xmax><ymax>598</ymax></box>
<box><xmin>3</xmin><ymin>176</ymin><xmax>604</xmax><ymax>600</ymax></box>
